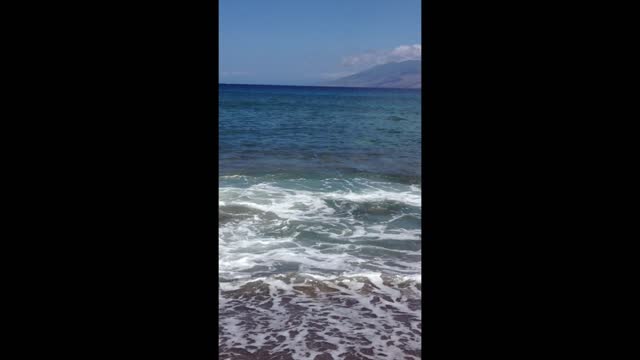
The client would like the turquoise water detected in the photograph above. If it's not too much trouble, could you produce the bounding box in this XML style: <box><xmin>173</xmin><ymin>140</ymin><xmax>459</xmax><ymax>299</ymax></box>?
<box><xmin>219</xmin><ymin>84</ymin><xmax>422</xmax><ymax>359</ymax></box>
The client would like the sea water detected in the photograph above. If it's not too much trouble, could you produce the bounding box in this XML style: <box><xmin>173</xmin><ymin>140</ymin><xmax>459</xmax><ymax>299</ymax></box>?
<box><xmin>219</xmin><ymin>84</ymin><xmax>421</xmax><ymax>359</ymax></box>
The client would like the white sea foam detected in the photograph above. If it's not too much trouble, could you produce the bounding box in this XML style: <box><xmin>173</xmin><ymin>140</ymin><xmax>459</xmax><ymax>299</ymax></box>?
<box><xmin>219</xmin><ymin>272</ymin><xmax>421</xmax><ymax>359</ymax></box>
<box><xmin>219</xmin><ymin>177</ymin><xmax>421</xmax><ymax>358</ymax></box>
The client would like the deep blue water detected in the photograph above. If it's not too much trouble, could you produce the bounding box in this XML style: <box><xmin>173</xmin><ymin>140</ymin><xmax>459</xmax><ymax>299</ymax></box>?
<box><xmin>219</xmin><ymin>84</ymin><xmax>422</xmax><ymax>359</ymax></box>
<box><xmin>219</xmin><ymin>84</ymin><xmax>421</xmax><ymax>183</ymax></box>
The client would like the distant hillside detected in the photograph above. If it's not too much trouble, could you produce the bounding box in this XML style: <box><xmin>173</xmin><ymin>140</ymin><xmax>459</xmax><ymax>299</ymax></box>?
<box><xmin>323</xmin><ymin>60</ymin><xmax>421</xmax><ymax>89</ymax></box>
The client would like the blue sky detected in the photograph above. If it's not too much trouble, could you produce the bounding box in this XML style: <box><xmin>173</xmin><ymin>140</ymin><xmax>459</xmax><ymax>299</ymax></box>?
<box><xmin>219</xmin><ymin>0</ymin><xmax>421</xmax><ymax>85</ymax></box>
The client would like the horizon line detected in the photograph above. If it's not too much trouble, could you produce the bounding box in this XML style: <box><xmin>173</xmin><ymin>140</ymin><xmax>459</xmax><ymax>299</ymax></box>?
<box><xmin>218</xmin><ymin>83</ymin><xmax>421</xmax><ymax>90</ymax></box>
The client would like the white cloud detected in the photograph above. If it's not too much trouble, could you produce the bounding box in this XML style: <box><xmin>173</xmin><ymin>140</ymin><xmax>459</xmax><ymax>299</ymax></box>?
<box><xmin>342</xmin><ymin>44</ymin><xmax>421</xmax><ymax>69</ymax></box>
<box><xmin>389</xmin><ymin>44</ymin><xmax>422</xmax><ymax>59</ymax></box>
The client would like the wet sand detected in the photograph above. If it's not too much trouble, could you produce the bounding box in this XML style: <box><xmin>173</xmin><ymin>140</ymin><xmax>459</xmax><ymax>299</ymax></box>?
<box><xmin>219</xmin><ymin>275</ymin><xmax>421</xmax><ymax>359</ymax></box>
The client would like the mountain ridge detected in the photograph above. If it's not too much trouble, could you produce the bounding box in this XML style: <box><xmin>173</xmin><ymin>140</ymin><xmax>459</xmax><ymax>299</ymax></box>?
<box><xmin>322</xmin><ymin>60</ymin><xmax>421</xmax><ymax>89</ymax></box>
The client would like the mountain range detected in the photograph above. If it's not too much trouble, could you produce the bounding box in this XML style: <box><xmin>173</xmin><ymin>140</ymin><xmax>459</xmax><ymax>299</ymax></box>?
<box><xmin>323</xmin><ymin>60</ymin><xmax>421</xmax><ymax>89</ymax></box>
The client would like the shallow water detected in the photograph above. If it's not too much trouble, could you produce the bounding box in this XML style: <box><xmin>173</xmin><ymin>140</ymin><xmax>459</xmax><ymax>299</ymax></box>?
<box><xmin>219</xmin><ymin>84</ymin><xmax>421</xmax><ymax>359</ymax></box>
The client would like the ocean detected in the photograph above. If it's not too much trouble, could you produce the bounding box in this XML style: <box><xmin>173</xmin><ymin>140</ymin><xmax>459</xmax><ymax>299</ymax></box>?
<box><xmin>219</xmin><ymin>84</ymin><xmax>422</xmax><ymax>359</ymax></box>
